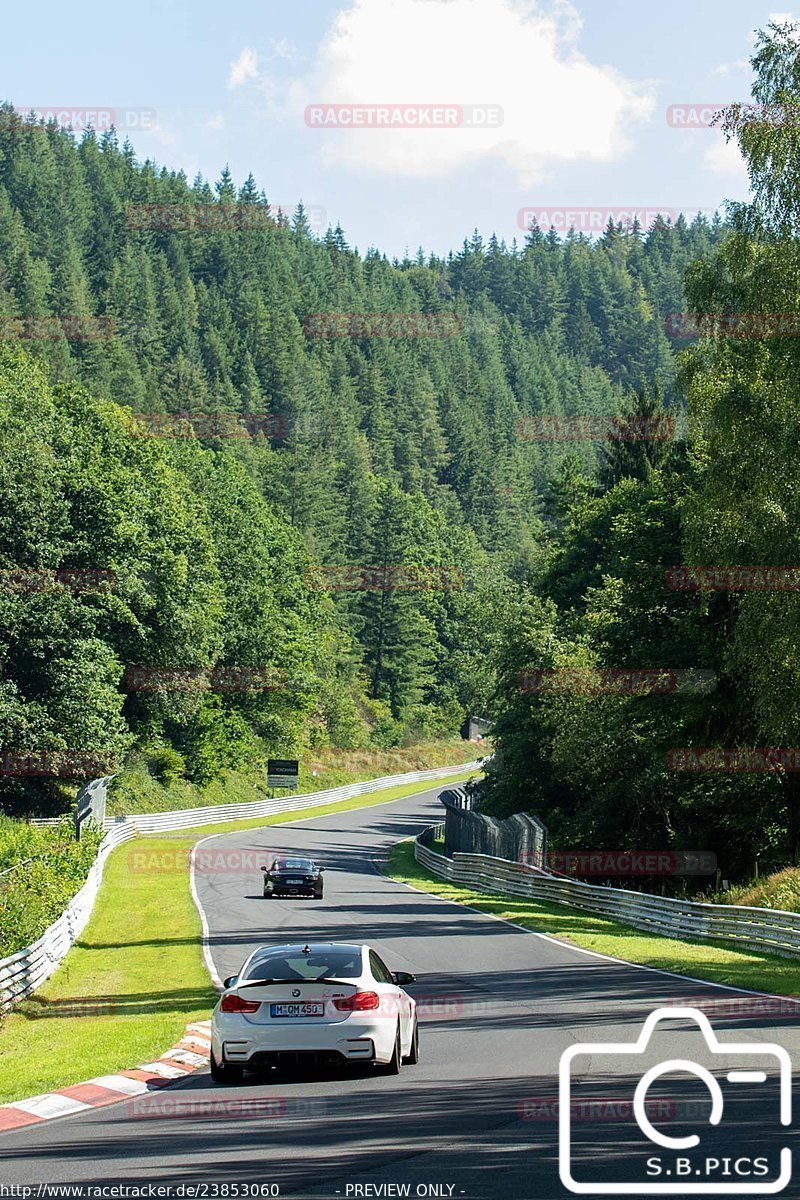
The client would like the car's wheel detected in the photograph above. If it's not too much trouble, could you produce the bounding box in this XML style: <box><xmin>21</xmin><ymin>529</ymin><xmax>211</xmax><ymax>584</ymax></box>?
<box><xmin>403</xmin><ymin>1018</ymin><xmax>419</xmax><ymax>1065</ymax></box>
<box><xmin>314</xmin><ymin>890</ymin><xmax>324</xmax><ymax>900</ymax></box>
<box><xmin>210</xmin><ymin>1048</ymin><xmax>244</xmax><ymax>1085</ymax></box>
<box><xmin>378</xmin><ymin>1024</ymin><xmax>402</xmax><ymax>1075</ymax></box>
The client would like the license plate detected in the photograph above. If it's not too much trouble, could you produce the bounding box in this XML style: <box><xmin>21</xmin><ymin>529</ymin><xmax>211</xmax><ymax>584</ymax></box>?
<box><xmin>286</xmin><ymin>879</ymin><xmax>303</xmax><ymax>885</ymax></box>
<box><xmin>270</xmin><ymin>1002</ymin><xmax>325</xmax><ymax>1018</ymax></box>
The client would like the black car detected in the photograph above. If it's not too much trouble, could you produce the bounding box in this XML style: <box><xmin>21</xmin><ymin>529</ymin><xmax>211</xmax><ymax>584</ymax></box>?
<box><xmin>261</xmin><ymin>855</ymin><xmax>324</xmax><ymax>899</ymax></box>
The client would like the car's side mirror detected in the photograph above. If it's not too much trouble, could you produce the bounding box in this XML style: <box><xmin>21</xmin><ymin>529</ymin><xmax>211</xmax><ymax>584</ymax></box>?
<box><xmin>261</xmin><ymin>865</ymin><xmax>268</xmax><ymax>872</ymax></box>
<box><xmin>222</xmin><ymin>975</ymin><xmax>238</xmax><ymax>989</ymax></box>
<box><xmin>317</xmin><ymin>867</ymin><xmax>324</xmax><ymax>873</ymax></box>
<box><xmin>392</xmin><ymin>971</ymin><xmax>416</xmax><ymax>986</ymax></box>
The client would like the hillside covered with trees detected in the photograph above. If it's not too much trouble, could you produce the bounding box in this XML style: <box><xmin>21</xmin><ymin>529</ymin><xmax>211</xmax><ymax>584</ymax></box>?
<box><xmin>6</xmin><ymin>18</ymin><xmax>800</xmax><ymax>884</ymax></box>
<box><xmin>481</xmin><ymin>21</ymin><xmax>800</xmax><ymax>881</ymax></box>
<box><xmin>0</xmin><ymin>98</ymin><xmax>725</xmax><ymax>815</ymax></box>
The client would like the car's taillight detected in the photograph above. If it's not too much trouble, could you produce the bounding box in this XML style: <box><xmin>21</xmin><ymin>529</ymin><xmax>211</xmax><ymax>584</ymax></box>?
<box><xmin>220</xmin><ymin>992</ymin><xmax>261</xmax><ymax>1014</ymax></box>
<box><xmin>333</xmin><ymin>991</ymin><xmax>380</xmax><ymax>1012</ymax></box>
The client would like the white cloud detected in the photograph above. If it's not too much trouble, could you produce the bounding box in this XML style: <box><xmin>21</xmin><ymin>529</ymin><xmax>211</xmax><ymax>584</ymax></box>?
<box><xmin>229</xmin><ymin>48</ymin><xmax>259</xmax><ymax>89</ymax></box>
<box><xmin>704</xmin><ymin>137</ymin><xmax>749</xmax><ymax>184</ymax></box>
<box><xmin>289</xmin><ymin>0</ymin><xmax>654</xmax><ymax>184</ymax></box>
<box><xmin>270</xmin><ymin>38</ymin><xmax>296</xmax><ymax>60</ymax></box>
<box><xmin>205</xmin><ymin>113</ymin><xmax>225</xmax><ymax>131</ymax></box>
<box><xmin>713</xmin><ymin>58</ymin><xmax>749</xmax><ymax>77</ymax></box>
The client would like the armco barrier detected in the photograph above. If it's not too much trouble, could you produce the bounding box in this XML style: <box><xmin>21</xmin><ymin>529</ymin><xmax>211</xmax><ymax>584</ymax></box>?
<box><xmin>414</xmin><ymin>825</ymin><xmax>800</xmax><ymax>960</ymax></box>
<box><xmin>0</xmin><ymin>761</ymin><xmax>482</xmax><ymax>1011</ymax></box>
<box><xmin>0</xmin><ymin>821</ymin><xmax>136</xmax><ymax>1012</ymax></box>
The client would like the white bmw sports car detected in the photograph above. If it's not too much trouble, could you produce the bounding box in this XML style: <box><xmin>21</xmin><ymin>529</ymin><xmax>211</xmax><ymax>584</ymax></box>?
<box><xmin>210</xmin><ymin>941</ymin><xmax>419</xmax><ymax>1083</ymax></box>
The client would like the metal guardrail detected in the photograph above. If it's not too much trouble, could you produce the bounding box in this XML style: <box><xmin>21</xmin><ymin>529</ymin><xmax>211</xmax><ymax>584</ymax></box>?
<box><xmin>414</xmin><ymin>826</ymin><xmax>800</xmax><ymax>961</ymax></box>
<box><xmin>104</xmin><ymin>762</ymin><xmax>483</xmax><ymax>833</ymax></box>
<box><xmin>75</xmin><ymin>775</ymin><xmax>113</xmax><ymax>838</ymax></box>
<box><xmin>0</xmin><ymin>760</ymin><xmax>482</xmax><ymax>1011</ymax></box>
<box><xmin>0</xmin><ymin>821</ymin><xmax>137</xmax><ymax>1012</ymax></box>
<box><xmin>0</xmin><ymin>859</ymin><xmax>34</xmax><ymax>879</ymax></box>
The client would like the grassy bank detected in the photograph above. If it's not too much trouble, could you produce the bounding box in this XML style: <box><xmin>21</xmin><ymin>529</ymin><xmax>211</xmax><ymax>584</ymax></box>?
<box><xmin>724</xmin><ymin>867</ymin><xmax>800</xmax><ymax>912</ymax></box>
<box><xmin>387</xmin><ymin>841</ymin><xmax>800</xmax><ymax>998</ymax></box>
<box><xmin>0</xmin><ymin>818</ymin><xmax>104</xmax><ymax>957</ymax></box>
<box><xmin>0</xmin><ymin>740</ymin><xmax>481</xmax><ymax>957</ymax></box>
<box><xmin>0</xmin><ymin>766</ymin><xmax>480</xmax><ymax>1104</ymax></box>
<box><xmin>108</xmin><ymin>738</ymin><xmax>482</xmax><ymax>815</ymax></box>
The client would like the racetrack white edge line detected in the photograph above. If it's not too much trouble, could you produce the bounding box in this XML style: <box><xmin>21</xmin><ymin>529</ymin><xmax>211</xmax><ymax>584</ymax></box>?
<box><xmin>382</xmin><ymin>847</ymin><xmax>800</xmax><ymax>1008</ymax></box>
<box><xmin>190</xmin><ymin>835</ymin><xmax>224</xmax><ymax>990</ymax></box>
<box><xmin>189</xmin><ymin>781</ymin><xmax>454</xmax><ymax>992</ymax></box>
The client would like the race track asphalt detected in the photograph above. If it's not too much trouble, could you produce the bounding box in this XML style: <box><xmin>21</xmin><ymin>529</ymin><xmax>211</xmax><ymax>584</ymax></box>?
<box><xmin>2</xmin><ymin>783</ymin><xmax>798</xmax><ymax>1199</ymax></box>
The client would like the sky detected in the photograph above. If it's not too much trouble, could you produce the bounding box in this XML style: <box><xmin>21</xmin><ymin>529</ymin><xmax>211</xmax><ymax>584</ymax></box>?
<box><xmin>1</xmin><ymin>0</ymin><xmax>795</xmax><ymax>259</ymax></box>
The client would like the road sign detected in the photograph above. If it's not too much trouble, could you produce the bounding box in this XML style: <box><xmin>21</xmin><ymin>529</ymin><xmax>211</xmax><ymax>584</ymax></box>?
<box><xmin>267</xmin><ymin>758</ymin><xmax>299</xmax><ymax>789</ymax></box>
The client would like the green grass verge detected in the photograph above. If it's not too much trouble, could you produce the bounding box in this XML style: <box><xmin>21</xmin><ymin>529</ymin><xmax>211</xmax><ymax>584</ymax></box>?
<box><xmin>387</xmin><ymin>841</ymin><xmax>800</xmax><ymax>998</ymax></box>
<box><xmin>0</xmin><ymin>766</ymin><xmax>480</xmax><ymax>1104</ymax></box>
<box><xmin>109</xmin><ymin>739</ymin><xmax>482</xmax><ymax>815</ymax></box>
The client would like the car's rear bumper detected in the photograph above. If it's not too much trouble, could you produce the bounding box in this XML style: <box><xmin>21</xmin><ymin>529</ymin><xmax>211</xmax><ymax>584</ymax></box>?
<box><xmin>247</xmin><ymin>1043</ymin><xmax>374</xmax><ymax>1070</ymax></box>
<box><xmin>264</xmin><ymin>884</ymin><xmax>321</xmax><ymax>896</ymax></box>
<box><xmin>212</xmin><ymin>1018</ymin><xmax>393</xmax><ymax>1066</ymax></box>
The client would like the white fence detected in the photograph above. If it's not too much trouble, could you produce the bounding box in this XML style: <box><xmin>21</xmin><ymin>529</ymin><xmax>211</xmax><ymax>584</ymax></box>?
<box><xmin>0</xmin><ymin>761</ymin><xmax>481</xmax><ymax>1011</ymax></box>
<box><xmin>0</xmin><ymin>821</ymin><xmax>137</xmax><ymax>1012</ymax></box>
<box><xmin>105</xmin><ymin>762</ymin><xmax>483</xmax><ymax>834</ymax></box>
<box><xmin>415</xmin><ymin>825</ymin><xmax>800</xmax><ymax>960</ymax></box>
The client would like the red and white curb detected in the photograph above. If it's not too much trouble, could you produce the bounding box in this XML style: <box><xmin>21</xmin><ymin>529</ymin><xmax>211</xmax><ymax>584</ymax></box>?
<box><xmin>0</xmin><ymin>1020</ymin><xmax>211</xmax><ymax>1132</ymax></box>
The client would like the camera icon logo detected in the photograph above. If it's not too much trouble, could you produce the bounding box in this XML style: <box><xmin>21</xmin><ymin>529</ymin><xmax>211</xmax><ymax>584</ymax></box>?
<box><xmin>559</xmin><ymin>1006</ymin><xmax>792</xmax><ymax>1194</ymax></box>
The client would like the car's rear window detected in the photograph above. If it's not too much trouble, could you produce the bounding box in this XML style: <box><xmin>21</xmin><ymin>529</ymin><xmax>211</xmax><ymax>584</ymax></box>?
<box><xmin>275</xmin><ymin>857</ymin><xmax>313</xmax><ymax>870</ymax></box>
<box><xmin>244</xmin><ymin>948</ymin><xmax>361</xmax><ymax>981</ymax></box>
